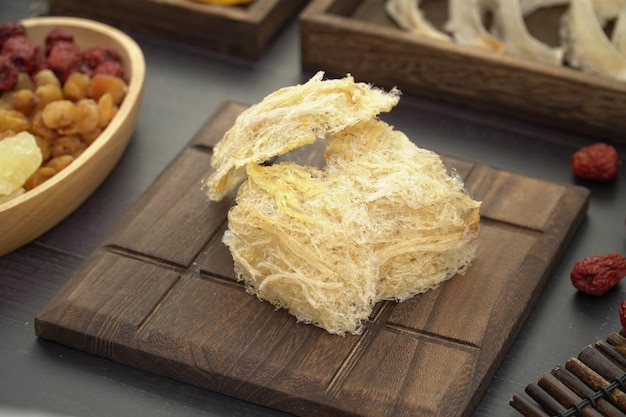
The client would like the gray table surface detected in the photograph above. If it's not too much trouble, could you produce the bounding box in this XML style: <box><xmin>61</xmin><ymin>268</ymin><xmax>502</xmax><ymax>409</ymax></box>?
<box><xmin>1</xmin><ymin>1</ymin><xmax>626</xmax><ymax>416</ymax></box>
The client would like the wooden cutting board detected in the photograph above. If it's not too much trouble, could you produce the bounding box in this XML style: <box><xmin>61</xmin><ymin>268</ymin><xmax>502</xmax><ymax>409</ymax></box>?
<box><xmin>35</xmin><ymin>101</ymin><xmax>590</xmax><ymax>417</ymax></box>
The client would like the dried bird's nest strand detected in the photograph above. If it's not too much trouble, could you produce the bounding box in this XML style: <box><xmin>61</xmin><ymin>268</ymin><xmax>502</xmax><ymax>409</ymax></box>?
<box><xmin>385</xmin><ymin>0</ymin><xmax>626</xmax><ymax>81</ymax></box>
<box><xmin>202</xmin><ymin>72</ymin><xmax>400</xmax><ymax>201</ymax></box>
<box><xmin>204</xmin><ymin>73</ymin><xmax>481</xmax><ymax>335</ymax></box>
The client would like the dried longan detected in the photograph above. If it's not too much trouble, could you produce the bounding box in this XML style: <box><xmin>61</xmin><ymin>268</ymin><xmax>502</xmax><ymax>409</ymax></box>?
<box><xmin>13</xmin><ymin>89</ymin><xmax>39</xmax><ymax>115</ymax></box>
<box><xmin>46</xmin><ymin>154</ymin><xmax>74</xmax><ymax>172</ymax></box>
<box><xmin>97</xmin><ymin>92</ymin><xmax>117</xmax><ymax>129</ymax></box>
<box><xmin>34</xmin><ymin>135</ymin><xmax>52</xmax><ymax>161</ymax></box>
<box><xmin>33</xmin><ymin>69</ymin><xmax>61</xmax><ymax>88</ymax></box>
<box><xmin>0</xmin><ymin>108</ymin><xmax>29</xmax><ymax>132</ymax></box>
<box><xmin>14</xmin><ymin>72</ymin><xmax>34</xmax><ymax>91</ymax></box>
<box><xmin>63</xmin><ymin>72</ymin><xmax>90</xmax><ymax>101</ymax></box>
<box><xmin>24</xmin><ymin>166</ymin><xmax>55</xmax><ymax>190</ymax></box>
<box><xmin>30</xmin><ymin>111</ymin><xmax>58</xmax><ymax>142</ymax></box>
<box><xmin>56</xmin><ymin>123</ymin><xmax>79</xmax><ymax>137</ymax></box>
<box><xmin>52</xmin><ymin>135</ymin><xmax>86</xmax><ymax>158</ymax></box>
<box><xmin>35</xmin><ymin>83</ymin><xmax>63</xmax><ymax>111</ymax></box>
<box><xmin>42</xmin><ymin>99</ymin><xmax>75</xmax><ymax>129</ymax></box>
<box><xmin>74</xmin><ymin>98</ymin><xmax>99</xmax><ymax>135</ymax></box>
<box><xmin>81</xmin><ymin>127</ymin><xmax>102</xmax><ymax>145</ymax></box>
<box><xmin>87</xmin><ymin>74</ymin><xmax>127</xmax><ymax>104</ymax></box>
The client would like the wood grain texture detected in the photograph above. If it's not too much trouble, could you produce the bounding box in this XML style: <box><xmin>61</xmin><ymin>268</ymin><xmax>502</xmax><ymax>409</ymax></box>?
<box><xmin>49</xmin><ymin>0</ymin><xmax>309</xmax><ymax>59</ymax></box>
<box><xmin>300</xmin><ymin>0</ymin><xmax>626</xmax><ymax>142</ymax></box>
<box><xmin>36</xmin><ymin>101</ymin><xmax>590</xmax><ymax>417</ymax></box>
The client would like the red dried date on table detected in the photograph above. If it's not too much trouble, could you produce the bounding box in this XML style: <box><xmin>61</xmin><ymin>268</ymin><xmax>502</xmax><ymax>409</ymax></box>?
<box><xmin>571</xmin><ymin>252</ymin><xmax>626</xmax><ymax>295</ymax></box>
<box><xmin>571</xmin><ymin>143</ymin><xmax>620</xmax><ymax>182</ymax></box>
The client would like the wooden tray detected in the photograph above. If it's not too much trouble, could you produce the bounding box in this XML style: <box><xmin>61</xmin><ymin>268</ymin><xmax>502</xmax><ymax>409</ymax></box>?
<box><xmin>35</xmin><ymin>101</ymin><xmax>590</xmax><ymax>417</ymax></box>
<box><xmin>49</xmin><ymin>0</ymin><xmax>308</xmax><ymax>59</ymax></box>
<box><xmin>300</xmin><ymin>0</ymin><xmax>626</xmax><ymax>142</ymax></box>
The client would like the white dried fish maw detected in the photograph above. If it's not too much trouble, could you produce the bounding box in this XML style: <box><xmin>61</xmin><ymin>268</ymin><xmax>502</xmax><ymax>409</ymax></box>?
<box><xmin>591</xmin><ymin>0</ymin><xmax>626</xmax><ymax>23</ymax></box>
<box><xmin>488</xmin><ymin>0</ymin><xmax>564</xmax><ymax>65</ymax></box>
<box><xmin>612</xmin><ymin>7</ymin><xmax>626</xmax><ymax>56</ymax></box>
<box><xmin>561</xmin><ymin>0</ymin><xmax>626</xmax><ymax>80</ymax></box>
<box><xmin>519</xmin><ymin>0</ymin><xmax>568</xmax><ymax>15</ymax></box>
<box><xmin>445</xmin><ymin>0</ymin><xmax>506</xmax><ymax>51</ymax></box>
<box><xmin>384</xmin><ymin>0</ymin><xmax>451</xmax><ymax>41</ymax></box>
<box><xmin>202</xmin><ymin>71</ymin><xmax>400</xmax><ymax>201</ymax></box>
<box><xmin>520</xmin><ymin>0</ymin><xmax>625</xmax><ymax>24</ymax></box>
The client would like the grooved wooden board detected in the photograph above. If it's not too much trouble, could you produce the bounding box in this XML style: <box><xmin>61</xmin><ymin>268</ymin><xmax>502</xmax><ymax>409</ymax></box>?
<box><xmin>49</xmin><ymin>0</ymin><xmax>308</xmax><ymax>59</ymax></box>
<box><xmin>36</xmin><ymin>101</ymin><xmax>590</xmax><ymax>417</ymax></box>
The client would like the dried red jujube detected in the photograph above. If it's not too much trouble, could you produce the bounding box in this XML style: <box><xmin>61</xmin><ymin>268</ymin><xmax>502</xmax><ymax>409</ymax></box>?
<box><xmin>571</xmin><ymin>143</ymin><xmax>620</xmax><ymax>182</ymax></box>
<box><xmin>571</xmin><ymin>252</ymin><xmax>626</xmax><ymax>295</ymax></box>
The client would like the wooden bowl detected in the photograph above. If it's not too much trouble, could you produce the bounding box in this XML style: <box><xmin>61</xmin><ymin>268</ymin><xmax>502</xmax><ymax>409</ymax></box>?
<box><xmin>0</xmin><ymin>17</ymin><xmax>145</xmax><ymax>257</ymax></box>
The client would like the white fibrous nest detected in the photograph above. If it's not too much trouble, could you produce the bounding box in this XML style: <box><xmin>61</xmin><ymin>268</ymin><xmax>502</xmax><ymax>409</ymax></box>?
<box><xmin>203</xmin><ymin>71</ymin><xmax>400</xmax><ymax>201</ymax></box>
<box><xmin>204</xmin><ymin>72</ymin><xmax>481</xmax><ymax>336</ymax></box>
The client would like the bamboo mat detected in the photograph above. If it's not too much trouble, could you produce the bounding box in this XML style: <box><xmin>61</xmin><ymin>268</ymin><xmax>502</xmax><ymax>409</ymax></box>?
<box><xmin>511</xmin><ymin>332</ymin><xmax>626</xmax><ymax>417</ymax></box>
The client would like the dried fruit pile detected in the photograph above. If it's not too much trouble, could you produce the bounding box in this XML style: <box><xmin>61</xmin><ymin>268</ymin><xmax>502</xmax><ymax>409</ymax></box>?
<box><xmin>0</xmin><ymin>21</ymin><xmax>128</xmax><ymax>202</ymax></box>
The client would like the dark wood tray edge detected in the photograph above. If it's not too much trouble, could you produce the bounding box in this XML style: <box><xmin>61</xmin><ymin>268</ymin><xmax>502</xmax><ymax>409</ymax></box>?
<box><xmin>299</xmin><ymin>0</ymin><xmax>626</xmax><ymax>142</ymax></box>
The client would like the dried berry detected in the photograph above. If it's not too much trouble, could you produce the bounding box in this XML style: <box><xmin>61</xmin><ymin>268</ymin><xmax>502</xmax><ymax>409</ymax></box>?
<box><xmin>1</xmin><ymin>35</ymin><xmax>40</xmax><ymax>74</ymax></box>
<box><xmin>46</xmin><ymin>41</ymin><xmax>82</xmax><ymax>83</ymax></box>
<box><xmin>44</xmin><ymin>27</ymin><xmax>74</xmax><ymax>55</ymax></box>
<box><xmin>571</xmin><ymin>142</ymin><xmax>620</xmax><ymax>182</ymax></box>
<box><xmin>571</xmin><ymin>252</ymin><xmax>626</xmax><ymax>295</ymax></box>
<box><xmin>0</xmin><ymin>21</ymin><xmax>25</xmax><ymax>48</ymax></box>
<box><xmin>0</xmin><ymin>54</ymin><xmax>18</xmax><ymax>91</ymax></box>
<box><xmin>82</xmin><ymin>45</ymin><xmax>121</xmax><ymax>71</ymax></box>
<box><xmin>93</xmin><ymin>60</ymin><xmax>124</xmax><ymax>78</ymax></box>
